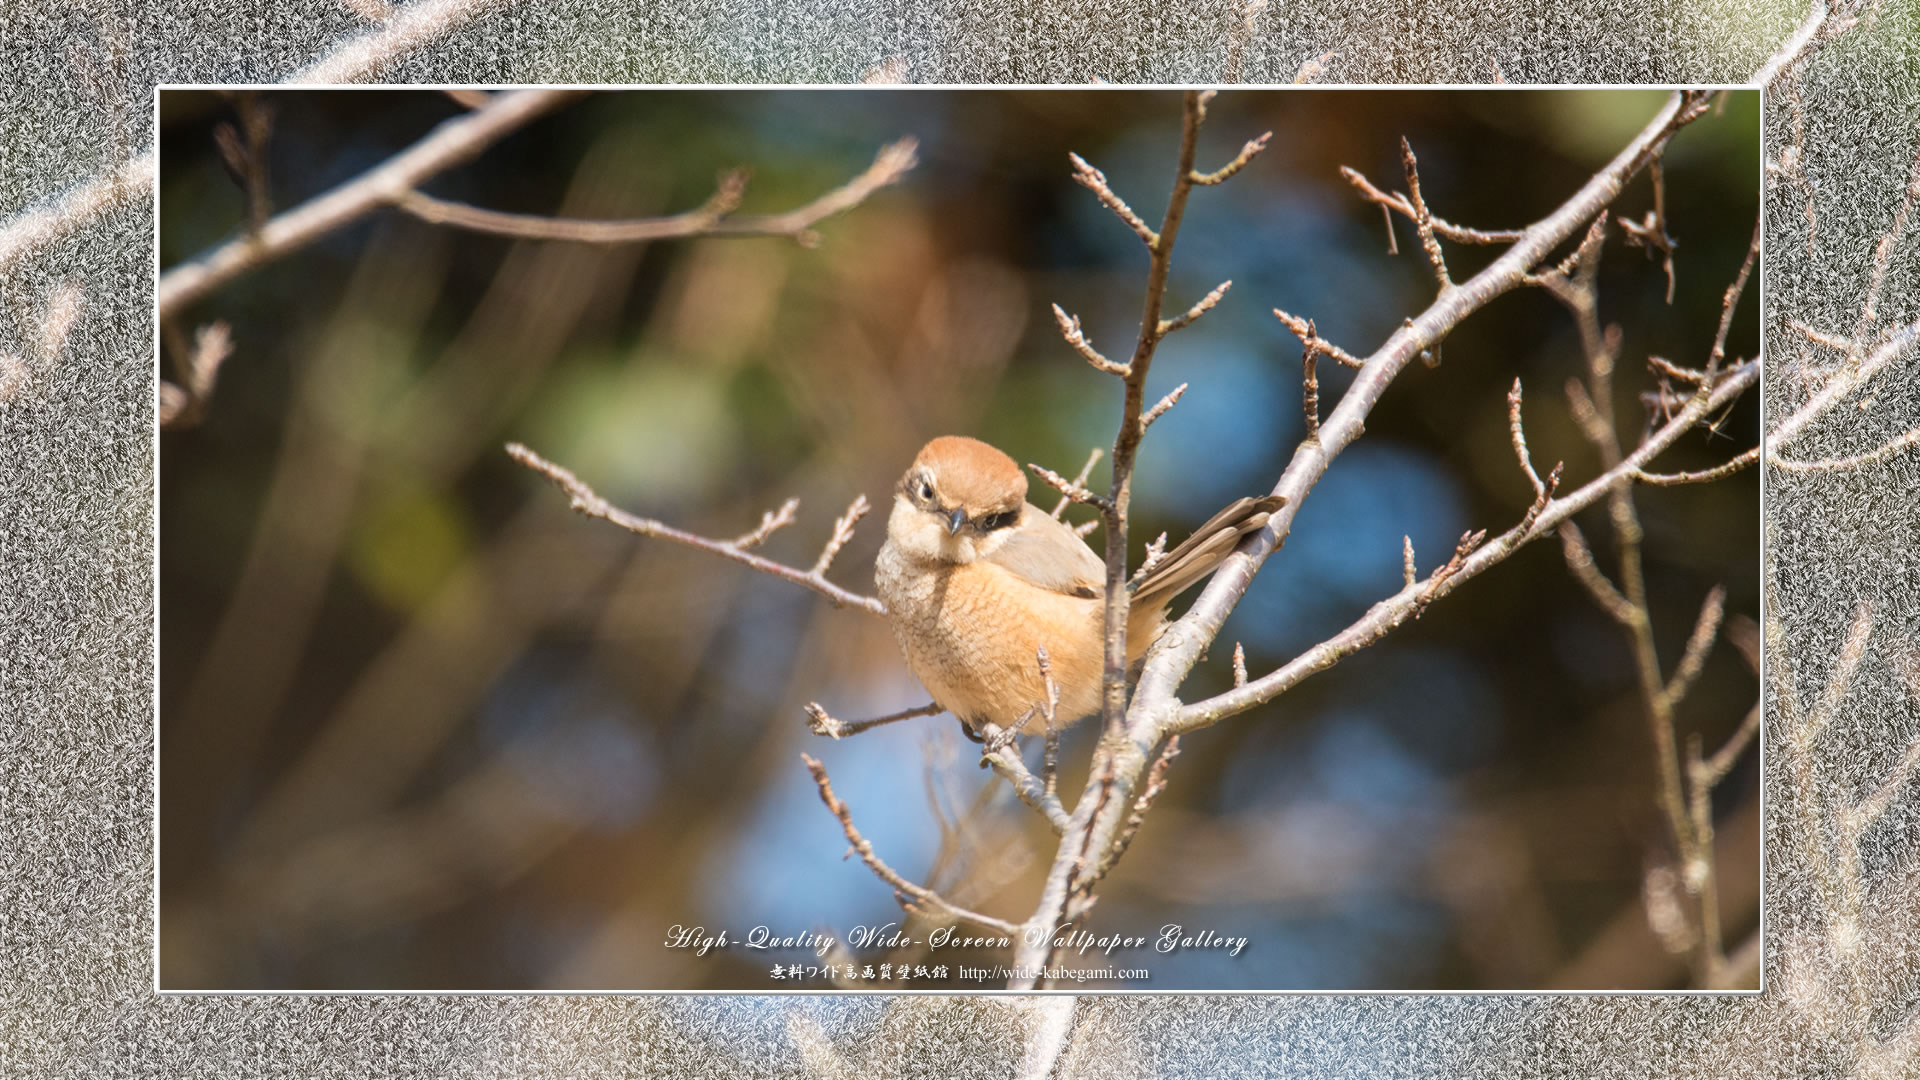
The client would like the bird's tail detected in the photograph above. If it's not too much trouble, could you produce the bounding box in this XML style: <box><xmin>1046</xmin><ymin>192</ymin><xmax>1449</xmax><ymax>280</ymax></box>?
<box><xmin>1129</xmin><ymin>494</ymin><xmax>1286</xmax><ymax>610</ymax></box>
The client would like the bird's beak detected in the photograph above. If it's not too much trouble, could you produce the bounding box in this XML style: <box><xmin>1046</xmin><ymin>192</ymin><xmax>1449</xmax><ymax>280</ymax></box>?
<box><xmin>945</xmin><ymin>508</ymin><xmax>967</xmax><ymax>536</ymax></box>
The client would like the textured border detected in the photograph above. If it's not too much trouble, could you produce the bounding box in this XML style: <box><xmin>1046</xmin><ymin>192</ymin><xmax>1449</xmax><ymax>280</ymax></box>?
<box><xmin>2</xmin><ymin>1</ymin><xmax>1914</xmax><ymax>1075</ymax></box>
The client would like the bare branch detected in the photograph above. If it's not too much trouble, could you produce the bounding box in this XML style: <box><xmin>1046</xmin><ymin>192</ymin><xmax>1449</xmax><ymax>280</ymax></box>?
<box><xmin>1091</xmin><ymin>736</ymin><xmax>1182</xmax><ymax>884</ymax></box>
<box><xmin>1771</xmin><ymin>320</ymin><xmax>1920</xmax><ymax>448</ymax></box>
<box><xmin>1664</xmin><ymin>585</ymin><xmax>1726</xmax><ymax>706</ymax></box>
<box><xmin>1698</xmin><ymin>705</ymin><xmax>1761</xmax><ymax>789</ymax></box>
<box><xmin>1068</xmin><ymin>152</ymin><xmax>1158</xmax><ymax>246</ymax></box>
<box><xmin>804</xmin><ymin>701</ymin><xmax>944</xmax><ymax>739</ymax></box>
<box><xmin>1159</xmin><ymin>280</ymin><xmax>1232</xmax><ymax>335</ymax></box>
<box><xmin>981</xmin><ymin>744</ymin><xmax>1069</xmax><ymax>835</ymax></box>
<box><xmin>1558</xmin><ymin>521</ymin><xmax>1636</xmax><ymax>625</ymax></box>
<box><xmin>1400</xmin><ymin>138</ymin><xmax>1453</xmax><ymax>289</ymax></box>
<box><xmin>1051</xmin><ymin>304</ymin><xmax>1129</xmax><ymax>377</ymax></box>
<box><xmin>1507</xmin><ymin>378</ymin><xmax>1548</xmax><ymax>499</ymax></box>
<box><xmin>1232</xmin><ymin>642</ymin><xmax>1247</xmax><ymax>687</ymax></box>
<box><xmin>159</xmin><ymin>90</ymin><xmax>589</xmax><ymax>320</ymax></box>
<box><xmin>1810</xmin><ymin>600</ymin><xmax>1875</xmax><ymax>742</ymax></box>
<box><xmin>1854</xmin><ymin>739</ymin><xmax>1920</xmax><ymax>830</ymax></box>
<box><xmin>1789</xmin><ymin>319</ymin><xmax>1854</xmax><ymax>356</ymax></box>
<box><xmin>1402</xmin><ymin>535</ymin><xmax>1416</xmax><ymax>588</ymax></box>
<box><xmin>1140</xmin><ymin>383</ymin><xmax>1187</xmax><ymax>431</ymax></box>
<box><xmin>1222</xmin><ymin>0</ymin><xmax>1266</xmax><ymax>84</ymax></box>
<box><xmin>1618</xmin><ymin>156</ymin><xmax>1677</xmax><ymax>303</ymax></box>
<box><xmin>441</xmin><ymin>88</ymin><xmax>491</xmax><ymax>109</ymax></box>
<box><xmin>1050</xmin><ymin>449</ymin><xmax>1104</xmax><ymax>520</ymax></box>
<box><xmin>1028</xmin><ymin>462</ymin><xmax>1112</xmax><ymax>512</ymax></box>
<box><xmin>1301</xmin><ymin>340</ymin><xmax>1320</xmax><ymax>440</ymax></box>
<box><xmin>1128</xmin><ymin>532</ymin><xmax>1169</xmax><ymax>589</ymax></box>
<box><xmin>506</xmin><ymin>441</ymin><xmax>886</xmax><ymax>615</ymax></box>
<box><xmin>811</xmin><ymin>495</ymin><xmax>871</xmax><ymax>575</ymax></box>
<box><xmin>290</xmin><ymin>0</ymin><xmax>522</xmax><ymax>83</ymax></box>
<box><xmin>1191</xmin><ymin>134</ymin><xmax>1272</xmax><ymax>186</ymax></box>
<box><xmin>1175</xmin><ymin>360</ymin><xmax>1756</xmax><ymax>730</ymax></box>
<box><xmin>802</xmin><ymin>754</ymin><xmax>1021</xmax><ymax>936</ymax></box>
<box><xmin>1705</xmin><ymin>214</ymin><xmax>1762</xmax><ymax>377</ymax></box>
<box><xmin>731</xmin><ymin>498</ymin><xmax>800</xmax><ymax>549</ymax></box>
<box><xmin>1752</xmin><ymin>0</ymin><xmax>1836</xmax><ymax>86</ymax></box>
<box><xmin>1273</xmin><ymin>307</ymin><xmax>1365</xmax><ymax>369</ymax></box>
<box><xmin>0</xmin><ymin>145</ymin><xmax>155</xmax><ymax>275</ymax></box>
<box><xmin>1770</xmin><ymin>428</ymin><xmax>1920</xmax><ymax>474</ymax></box>
<box><xmin>1339</xmin><ymin>164</ymin><xmax>1525</xmax><ymax>245</ymax></box>
<box><xmin>159</xmin><ymin>321</ymin><xmax>233</xmax><ymax>430</ymax></box>
<box><xmin>393</xmin><ymin>138</ymin><xmax>918</xmax><ymax>248</ymax></box>
<box><xmin>1859</xmin><ymin>139</ymin><xmax>1920</xmax><ymax>334</ymax></box>
<box><xmin>1292</xmin><ymin>50</ymin><xmax>1335</xmax><ymax>85</ymax></box>
<box><xmin>1648</xmin><ymin>354</ymin><xmax>1709</xmax><ymax>385</ymax></box>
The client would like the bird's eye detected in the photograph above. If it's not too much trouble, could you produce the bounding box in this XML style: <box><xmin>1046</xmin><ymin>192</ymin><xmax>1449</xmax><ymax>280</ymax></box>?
<box><xmin>917</xmin><ymin>480</ymin><xmax>934</xmax><ymax>501</ymax></box>
<box><xmin>980</xmin><ymin>510</ymin><xmax>1015</xmax><ymax>531</ymax></box>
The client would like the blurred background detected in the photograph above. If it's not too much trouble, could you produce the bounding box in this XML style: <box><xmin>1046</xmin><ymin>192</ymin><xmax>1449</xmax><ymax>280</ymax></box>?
<box><xmin>158</xmin><ymin>89</ymin><xmax>1759</xmax><ymax>991</ymax></box>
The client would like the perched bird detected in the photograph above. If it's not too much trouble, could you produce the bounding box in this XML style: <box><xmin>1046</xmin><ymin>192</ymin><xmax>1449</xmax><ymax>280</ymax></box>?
<box><xmin>875</xmin><ymin>435</ymin><xmax>1284</xmax><ymax>735</ymax></box>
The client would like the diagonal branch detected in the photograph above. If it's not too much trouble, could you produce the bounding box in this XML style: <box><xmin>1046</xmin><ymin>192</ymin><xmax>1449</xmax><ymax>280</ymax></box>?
<box><xmin>506</xmin><ymin>442</ymin><xmax>885</xmax><ymax>615</ymax></box>
<box><xmin>1173</xmin><ymin>361</ymin><xmax>1755</xmax><ymax>731</ymax></box>
<box><xmin>802</xmin><ymin>754</ymin><xmax>1021</xmax><ymax>936</ymax></box>
<box><xmin>158</xmin><ymin>89</ymin><xmax>590</xmax><ymax>320</ymax></box>
<box><xmin>394</xmin><ymin>138</ymin><xmax>918</xmax><ymax>248</ymax></box>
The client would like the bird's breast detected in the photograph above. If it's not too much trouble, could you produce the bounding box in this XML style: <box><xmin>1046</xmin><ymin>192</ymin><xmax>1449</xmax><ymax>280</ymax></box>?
<box><xmin>876</xmin><ymin>541</ymin><xmax>1111</xmax><ymax>730</ymax></box>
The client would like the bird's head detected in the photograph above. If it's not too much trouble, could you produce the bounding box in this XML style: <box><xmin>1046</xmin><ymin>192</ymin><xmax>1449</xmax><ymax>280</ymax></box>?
<box><xmin>887</xmin><ymin>436</ymin><xmax>1028</xmax><ymax>565</ymax></box>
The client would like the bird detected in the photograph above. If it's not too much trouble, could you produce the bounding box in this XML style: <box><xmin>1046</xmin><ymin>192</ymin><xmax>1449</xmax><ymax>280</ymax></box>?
<box><xmin>875</xmin><ymin>435</ymin><xmax>1284</xmax><ymax>737</ymax></box>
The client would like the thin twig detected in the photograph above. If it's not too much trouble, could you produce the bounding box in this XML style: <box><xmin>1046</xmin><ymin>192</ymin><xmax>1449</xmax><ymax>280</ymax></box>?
<box><xmin>0</xmin><ymin>145</ymin><xmax>155</xmax><ymax>274</ymax></box>
<box><xmin>1292</xmin><ymin>50</ymin><xmax>1335</xmax><ymax>85</ymax></box>
<box><xmin>1191</xmin><ymin>135</ymin><xmax>1272</xmax><ymax>186</ymax></box>
<box><xmin>1029</xmin><ymin>463</ymin><xmax>1112</xmax><ymax>511</ymax></box>
<box><xmin>1050</xmin><ymin>449</ymin><xmax>1104</xmax><ymax>520</ymax></box>
<box><xmin>1051</xmin><ymin>304</ymin><xmax>1129</xmax><ymax>376</ymax></box>
<box><xmin>981</xmin><ymin>744</ymin><xmax>1069</xmax><ymax>835</ymax></box>
<box><xmin>159</xmin><ymin>321</ymin><xmax>234</xmax><ymax>430</ymax></box>
<box><xmin>289</xmin><ymin>0</ymin><xmax>523</xmax><ymax>83</ymax></box>
<box><xmin>393</xmin><ymin>138</ymin><xmax>918</xmax><ymax>249</ymax></box>
<box><xmin>1068</xmin><ymin>152</ymin><xmax>1158</xmax><ymax>246</ymax></box>
<box><xmin>1664</xmin><ymin>585</ymin><xmax>1727</xmax><ymax>706</ymax></box>
<box><xmin>1558</xmin><ymin>521</ymin><xmax>1637</xmax><ymax>625</ymax></box>
<box><xmin>1618</xmin><ymin>156</ymin><xmax>1677</xmax><ymax>304</ymax></box>
<box><xmin>1751</xmin><ymin>0</ymin><xmax>1834</xmax><ymax>86</ymax></box>
<box><xmin>803</xmin><ymin>701</ymin><xmax>943</xmax><ymax>739</ymax></box>
<box><xmin>1400</xmin><ymin>138</ymin><xmax>1452</xmax><ymax>289</ymax></box>
<box><xmin>506</xmin><ymin>442</ymin><xmax>886</xmax><ymax>615</ymax></box>
<box><xmin>1633</xmin><ymin>446</ymin><xmax>1760</xmax><ymax>485</ymax></box>
<box><xmin>802</xmin><ymin>754</ymin><xmax>1021</xmax><ymax>936</ymax></box>
<box><xmin>1339</xmin><ymin>165</ymin><xmax>1525</xmax><ymax>245</ymax></box>
<box><xmin>1159</xmin><ymin>280</ymin><xmax>1232</xmax><ymax>335</ymax></box>
<box><xmin>159</xmin><ymin>90</ymin><xmax>589</xmax><ymax>320</ymax></box>
<box><xmin>1698</xmin><ymin>705</ymin><xmax>1761</xmax><ymax>789</ymax></box>
<box><xmin>1222</xmin><ymin>0</ymin><xmax>1266</xmax><ymax>84</ymax></box>
<box><xmin>1771</xmin><ymin>320</ymin><xmax>1920</xmax><ymax>448</ymax></box>
<box><xmin>1770</xmin><ymin>428</ymin><xmax>1920</xmax><ymax>473</ymax></box>
<box><xmin>1140</xmin><ymin>384</ymin><xmax>1187</xmax><ymax>430</ymax></box>
<box><xmin>1273</xmin><ymin>307</ymin><xmax>1365</xmax><ymax>369</ymax></box>
<box><xmin>811</xmin><ymin>495</ymin><xmax>871</xmax><ymax>575</ymax></box>
<box><xmin>1175</xmin><ymin>359</ymin><xmax>1756</xmax><ymax>730</ymax></box>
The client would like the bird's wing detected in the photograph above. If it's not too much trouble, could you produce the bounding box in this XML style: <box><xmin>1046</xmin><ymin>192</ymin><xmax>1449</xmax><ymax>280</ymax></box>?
<box><xmin>1130</xmin><ymin>494</ymin><xmax>1286</xmax><ymax>605</ymax></box>
<box><xmin>986</xmin><ymin>503</ymin><xmax>1105</xmax><ymax>598</ymax></box>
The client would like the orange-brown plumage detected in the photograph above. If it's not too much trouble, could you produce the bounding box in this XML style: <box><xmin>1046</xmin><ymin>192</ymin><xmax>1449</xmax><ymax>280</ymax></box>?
<box><xmin>876</xmin><ymin>435</ymin><xmax>1282</xmax><ymax>734</ymax></box>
